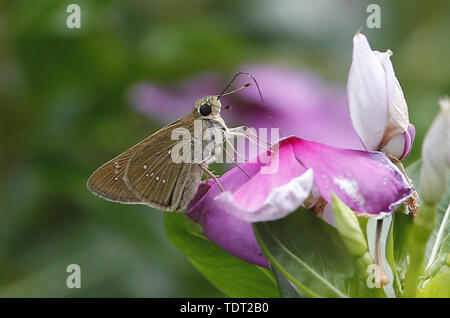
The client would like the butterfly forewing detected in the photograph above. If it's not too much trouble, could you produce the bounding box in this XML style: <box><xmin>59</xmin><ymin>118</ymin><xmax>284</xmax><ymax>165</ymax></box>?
<box><xmin>87</xmin><ymin>116</ymin><xmax>197</xmax><ymax>210</ymax></box>
<box><xmin>125</xmin><ymin>137</ymin><xmax>190</xmax><ymax>209</ymax></box>
<box><xmin>87</xmin><ymin>146</ymin><xmax>141</xmax><ymax>204</ymax></box>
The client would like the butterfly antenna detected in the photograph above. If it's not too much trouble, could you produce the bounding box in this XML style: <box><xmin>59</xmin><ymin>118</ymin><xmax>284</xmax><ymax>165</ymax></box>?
<box><xmin>220</xmin><ymin>83</ymin><xmax>251</xmax><ymax>97</ymax></box>
<box><xmin>217</xmin><ymin>72</ymin><xmax>277</xmax><ymax>130</ymax></box>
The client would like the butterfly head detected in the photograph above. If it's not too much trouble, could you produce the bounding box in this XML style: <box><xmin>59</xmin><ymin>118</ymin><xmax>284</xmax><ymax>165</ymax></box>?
<box><xmin>195</xmin><ymin>95</ymin><xmax>222</xmax><ymax>118</ymax></box>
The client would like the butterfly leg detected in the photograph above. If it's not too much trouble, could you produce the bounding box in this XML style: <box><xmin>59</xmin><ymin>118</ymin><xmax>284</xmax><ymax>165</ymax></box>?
<box><xmin>224</xmin><ymin>137</ymin><xmax>248</xmax><ymax>163</ymax></box>
<box><xmin>222</xmin><ymin>144</ymin><xmax>251</xmax><ymax>179</ymax></box>
<box><xmin>204</xmin><ymin>173</ymin><xmax>211</xmax><ymax>186</ymax></box>
<box><xmin>226</xmin><ymin>128</ymin><xmax>273</xmax><ymax>154</ymax></box>
<box><xmin>199</xmin><ymin>164</ymin><xmax>225</xmax><ymax>192</ymax></box>
<box><xmin>228</xmin><ymin>126</ymin><xmax>271</xmax><ymax>147</ymax></box>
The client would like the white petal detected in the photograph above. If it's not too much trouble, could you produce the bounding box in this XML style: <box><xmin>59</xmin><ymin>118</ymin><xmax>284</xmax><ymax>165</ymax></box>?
<box><xmin>322</xmin><ymin>203</ymin><xmax>336</xmax><ymax>227</ymax></box>
<box><xmin>347</xmin><ymin>33</ymin><xmax>389</xmax><ymax>150</ymax></box>
<box><xmin>381</xmin><ymin>133</ymin><xmax>406</xmax><ymax>159</ymax></box>
<box><xmin>390</xmin><ymin>79</ymin><xmax>410</xmax><ymax>131</ymax></box>
<box><xmin>215</xmin><ymin>169</ymin><xmax>314</xmax><ymax>222</ymax></box>
<box><xmin>374</xmin><ymin>50</ymin><xmax>410</xmax><ymax>135</ymax></box>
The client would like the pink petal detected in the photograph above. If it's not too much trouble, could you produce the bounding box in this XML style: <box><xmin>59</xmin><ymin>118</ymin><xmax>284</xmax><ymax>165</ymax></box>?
<box><xmin>214</xmin><ymin>139</ymin><xmax>314</xmax><ymax>222</ymax></box>
<box><xmin>290</xmin><ymin>137</ymin><xmax>413</xmax><ymax>216</ymax></box>
<box><xmin>404</xmin><ymin>124</ymin><xmax>416</xmax><ymax>158</ymax></box>
<box><xmin>187</xmin><ymin>161</ymin><xmax>270</xmax><ymax>267</ymax></box>
<box><xmin>188</xmin><ymin>184</ymin><xmax>269</xmax><ymax>268</ymax></box>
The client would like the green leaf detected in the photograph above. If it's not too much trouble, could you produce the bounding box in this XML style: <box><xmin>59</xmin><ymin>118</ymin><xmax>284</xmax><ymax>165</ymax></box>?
<box><xmin>272</xmin><ymin>267</ymin><xmax>303</xmax><ymax>298</ymax></box>
<box><xmin>254</xmin><ymin>208</ymin><xmax>385</xmax><ymax>298</ymax></box>
<box><xmin>407</xmin><ymin>160</ymin><xmax>450</xmax><ymax>266</ymax></box>
<box><xmin>422</xmin><ymin>233</ymin><xmax>450</xmax><ymax>283</ymax></box>
<box><xmin>164</xmin><ymin>213</ymin><xmax>280</xmax><ymax>298</ymax></box>
<box><xmin>358</xmin><ymin>217</ymin><xmax>369</xmax><ymax>242</ymax></box>
<box><xmin>419</xmin><ymin>267</ymin><xmax>450</xmax><ymax>298</ymax></box>
<box><xmin>386</xmin><ymin>211</ymin><xmax>413</xmax><ymax>296</ymax></box>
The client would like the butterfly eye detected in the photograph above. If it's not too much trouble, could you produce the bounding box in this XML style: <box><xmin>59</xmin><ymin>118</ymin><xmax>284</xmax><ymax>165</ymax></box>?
<box><xmin>199</xmin><ymin>103</ymin><xmax>212</xmax><ymax>116</ymax></box>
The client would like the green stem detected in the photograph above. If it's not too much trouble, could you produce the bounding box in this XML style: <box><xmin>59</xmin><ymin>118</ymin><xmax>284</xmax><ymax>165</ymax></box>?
<box><xmin>375</xmin><ymin>219</ymin><xmax>389</xmax><ymax>287</ymax></box>
<box><xmin>403</xmin><ymin>202</ymin><xmax>438</xmax><ymax>297</ymax></box>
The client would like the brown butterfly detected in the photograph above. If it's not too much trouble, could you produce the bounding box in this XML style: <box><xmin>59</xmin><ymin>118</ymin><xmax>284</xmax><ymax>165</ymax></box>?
<box><xmin>87</xmin><ymin>95</ymin><xmax>227</xmax><ymax>210</ymax></box>
<box><xmin>87</xmin><ymin>73</ymin><xmax>268</xmax><ymax>211</ymax></box>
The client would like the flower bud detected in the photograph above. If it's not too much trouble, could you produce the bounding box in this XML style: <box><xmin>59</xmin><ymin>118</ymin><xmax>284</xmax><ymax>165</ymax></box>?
<box><xmin>420</xmin><ymin>97</ymin><xmax>450</xmax><ymax>204</ymax></box>
<box><xmin>347</xmin><ymin>33</ymin><xmax>415</xmax><ymax>159</ymax></box>
<box><xmin>331</xmin><ymin>193</ymin><xmax>368</xmax><ymax>257</ymax></box>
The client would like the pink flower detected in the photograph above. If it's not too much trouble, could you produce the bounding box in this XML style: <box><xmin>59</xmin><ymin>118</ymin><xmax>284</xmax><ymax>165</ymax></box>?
<box><xmin>187</xmin><ymin>137</ymin><xmax>413</xmax><ymax>266</ymax></box>
<box><xmin>128</xmin><ymin>59</ymin><xmax>415</xmax><ymax>267</ymax></box>
<box><xmin>347</xmin><ymin>33</ymin><xmax>415</xmax><ymax>159</ymax></box>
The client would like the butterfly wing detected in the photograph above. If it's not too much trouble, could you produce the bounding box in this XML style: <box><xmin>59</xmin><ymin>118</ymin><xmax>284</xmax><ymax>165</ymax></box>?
<box><xmin>87</xmin><ymin>146</ymin><xmax>141</xmax><ymax>204</ymax></box>
<box><xmin>124</xmin><ymin>138</ymin><xmax>198</xmax><ymax>211</ymax></box>
<box><xmin>87</xmin><ymin>115</ymin><xmax>201</xmax><ymax>210</ymax></box>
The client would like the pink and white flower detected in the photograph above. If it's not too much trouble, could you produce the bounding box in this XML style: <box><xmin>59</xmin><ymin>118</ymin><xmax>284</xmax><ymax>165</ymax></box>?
<box><xmin>187</xmin><ymin>137</ymin><xmax>413</xmax><ymax>266</ymax></box>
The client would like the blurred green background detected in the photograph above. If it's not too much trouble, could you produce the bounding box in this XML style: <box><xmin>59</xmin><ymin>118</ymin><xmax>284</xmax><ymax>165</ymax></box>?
<box><xmin>0</xmin><ymin>0</ymin><xmax>448</xmax><ymax>297</ymax></box>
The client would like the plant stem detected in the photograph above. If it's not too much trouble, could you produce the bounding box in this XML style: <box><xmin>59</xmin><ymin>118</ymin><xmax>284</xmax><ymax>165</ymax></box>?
<box><xmin>375</xmin><ymin>219</ymin><xmax>389</xmax><ymax>287</ymax></box>
<box><xmin>403</xmin><ymin>202</ymin><xmax>438</xmax><ymax>297</ymax></box>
